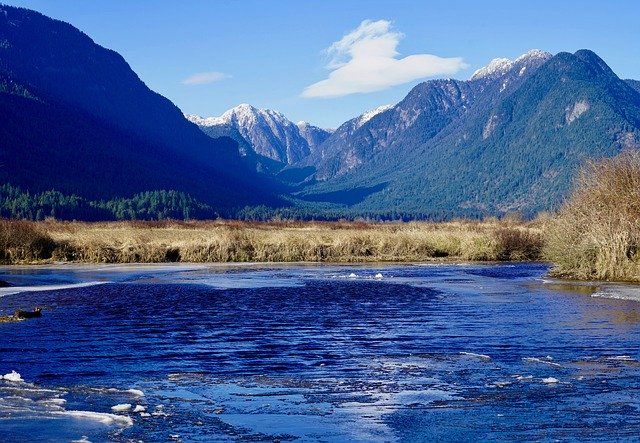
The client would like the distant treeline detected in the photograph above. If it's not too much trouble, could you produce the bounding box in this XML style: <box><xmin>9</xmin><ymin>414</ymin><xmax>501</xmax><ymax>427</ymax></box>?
<box><xmin>0</xmin><ymin>184</ymin><xmax>218</xmax><ymax>221</ymax></box>
<box><xmin>0</xmin><ymin>183</ymin><xmax>490</xmax><ymax>222</ymax></box>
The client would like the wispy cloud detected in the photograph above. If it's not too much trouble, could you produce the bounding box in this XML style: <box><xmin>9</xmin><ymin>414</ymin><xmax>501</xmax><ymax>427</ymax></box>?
<box><xmin>181</xmin><ymin>71</ymin><xmax>229</xmax><ymax>86</ymax></box>
<box><xmin>302</xmin><ymin>20</ymin><xmax>467</xmax><ymax>98</ymax></box>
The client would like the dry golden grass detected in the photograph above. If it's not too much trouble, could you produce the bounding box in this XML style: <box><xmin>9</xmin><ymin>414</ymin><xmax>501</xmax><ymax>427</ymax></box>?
<box><xmin>0</xmin><ymin>218</ymin><xmax>544</xmax><ymax>264</ymax></box>
<box><xmin>545</xmin><ymin>151</ymin><xmax>640</xmax><ymax>281</ymax></box>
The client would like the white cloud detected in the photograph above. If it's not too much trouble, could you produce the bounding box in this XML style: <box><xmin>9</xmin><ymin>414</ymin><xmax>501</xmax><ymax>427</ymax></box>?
<box><xmin>181</xmin><ymin>71</ymin><xmax>229</xmax><ymax>86</ymax></box>
<box><xmin>302</xmin><ymin>20</ymin><xmax>467</xmax><ymax>98</ymax></box>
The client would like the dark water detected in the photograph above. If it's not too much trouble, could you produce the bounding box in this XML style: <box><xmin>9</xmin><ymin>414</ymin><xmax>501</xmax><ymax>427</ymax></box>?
<box><xmin>1</xmin><ymin>263</ymin><xmax>640</xmax><ymax>442</ymax></box>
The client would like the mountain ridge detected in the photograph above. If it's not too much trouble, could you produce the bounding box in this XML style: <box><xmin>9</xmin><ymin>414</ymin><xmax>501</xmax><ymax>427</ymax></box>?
<box><xmin>187</xmin><ymin>104</ymin><xmax>332</xmax><ymax>166</ymax></box>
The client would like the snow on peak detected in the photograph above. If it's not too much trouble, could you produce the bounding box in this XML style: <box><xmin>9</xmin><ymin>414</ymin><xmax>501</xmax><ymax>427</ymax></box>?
<box><xmin>356</xmin><ymin>104</ymin><xmax>393</xmax><ymax>128</ymax></box>
<box><xmin>471</xmin><ymin>49</ymin><xmax>552</xmax><ymax>81</ymax></box>
<box><xmin>470</xmin><ymin>58</ymin><xmax>513</xmax><ymax>80</ymax></box>
<box><xmin>515</xmin><ymin>49</ymin><xmax>552</xmax><ymax>64</ymax></box>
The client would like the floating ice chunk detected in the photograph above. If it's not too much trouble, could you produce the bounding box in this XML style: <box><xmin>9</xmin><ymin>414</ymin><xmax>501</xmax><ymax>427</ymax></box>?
<box><xmin>55</xmin><ymin>410</ymin><xmax>133</xmax><ymax>426</ymax></box>
<box><xmin>70</xmin><ymin>436</ymin><xmax>92</xmax><ymax>443</ymax></box>
<box><xmin>133</xmin><ymin>405</ymin><xmax>146</xmax><ymax>413</ymax></box>
<box><xmin>348</xmin><ymin>273</ymin><xmax>357</xmax><ymax>278</ymax></box>
<box><xmin>375</xmin><ymin>273</ymin><xmax>383</xmax><ymax>279</ymax></box>
<box><xmin>2</xmin><ymin>370</ymin><xmax>23</xmax><ymax>382</ymax></box>
<box><xmin>542</xmin><ymin>377</ymin><xmax>559</xmax><ymax>384</ymax></box>
<box><xmin>139</xmin><ymin>412</ymin><xmax>151</xmax><ymax>417</ymax></box>
<box><xmin>126</xmin><ymin>388</ymin><xmax>144</xmax><ymax>397</ymax></box>
<box><xmin>111</xmin><ymin>403</ymin><xmax>132</xmax><ymax>412</ymax></box>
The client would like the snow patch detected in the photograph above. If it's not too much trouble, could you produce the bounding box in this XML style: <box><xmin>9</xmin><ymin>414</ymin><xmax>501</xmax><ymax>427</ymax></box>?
<box><xmin>471</xmin><ymin>57</ymin><xmax>513</xmax><ymax>80</ymax></box>
<box><xmin>355</xmin><ymin>104</ymin><xmax>393</xmax><ymax>128</ymax></box>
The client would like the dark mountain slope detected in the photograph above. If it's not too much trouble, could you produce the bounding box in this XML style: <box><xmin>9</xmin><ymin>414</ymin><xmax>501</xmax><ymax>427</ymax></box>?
<box><xmin>627</xmin><ymin>79</ymin><xmax>640</xmax><ymax>94</ymax></box>
<box><xmin>0</xmin><ymin>5</ymin><xmax>280</xmax><ymax>211</ymax></box>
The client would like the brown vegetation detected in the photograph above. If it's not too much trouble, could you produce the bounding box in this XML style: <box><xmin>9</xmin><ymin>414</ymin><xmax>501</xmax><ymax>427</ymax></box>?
<box><xmin>545</xmin><ymin>151</ymin><xmax>640</xmax><ymax>281</ymax></box>
<box><xmin>0</xmin><ymin>218</ymin><xmax>544</xmax><ymax>265</ymax></box>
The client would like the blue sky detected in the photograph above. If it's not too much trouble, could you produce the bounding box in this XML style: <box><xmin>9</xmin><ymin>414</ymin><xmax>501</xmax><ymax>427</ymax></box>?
<box><xmin>6</xmin><ymin>0</ymin><xmax>640</xmax><ymax>128</ymax></box>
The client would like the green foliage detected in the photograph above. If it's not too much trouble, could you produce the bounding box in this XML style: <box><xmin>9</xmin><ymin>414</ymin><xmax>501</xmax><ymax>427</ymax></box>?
<box><xmin>0</xmin><ymin>184</ymin><xmax>217</xmax><ymax>221</ymax></box>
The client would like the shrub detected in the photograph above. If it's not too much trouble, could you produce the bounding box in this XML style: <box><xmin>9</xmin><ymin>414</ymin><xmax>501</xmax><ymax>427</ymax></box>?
<box><xmin>494</xmin><ymin>227</ymin><xmax>544</xmax><ymax>261</ymax></box>
<box><xmin>0</xmin><ymin>219</ymin><xmax>56</xmax><ymax>262</ymax></box>
<box><xmin>545</xmin><ymin>151</ymin><xmax>640</xmax><ymax>280</ymax></box>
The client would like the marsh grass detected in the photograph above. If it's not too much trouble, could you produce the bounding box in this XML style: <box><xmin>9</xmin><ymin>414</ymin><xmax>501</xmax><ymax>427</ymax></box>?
<box><xmin>545</xmin><ymin>151</ymin><xmax>640</xmax><ymax>281</ymax></box>
<box><xmin>0</xmin><ymin>218</ymin><xmax>543</xmax><ymax>264</ymax></box>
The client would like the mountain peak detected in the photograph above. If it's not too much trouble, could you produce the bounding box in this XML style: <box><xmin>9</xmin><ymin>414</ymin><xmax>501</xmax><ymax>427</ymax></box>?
<box><xmin>515</xmin><ymin>49</ymin><xmax>552</xmax><ymax>64</ymax></box>
<box><xmin>471</xmin><ymin>49</ymin><xmax>552</xmax><ymax>80</ymax></box>
<box><xmin>188</xmin><ymin>104</ymin><xmax>331</xmax><ymax>164</ymax></box>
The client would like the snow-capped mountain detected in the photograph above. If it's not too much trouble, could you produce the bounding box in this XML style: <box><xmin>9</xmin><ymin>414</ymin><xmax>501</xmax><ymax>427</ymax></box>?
<box><xmin>289</xmin><ymin>49</ymin><xmax>555</xmax><ymax>182</ymax></box>
<box><xmin>187</xmin><ymin>105</ymin><xmax>331</xmax><ymax>165</ymax></box>
<box><xmin>292</xmin><ymin>49</ymin><xmax>640</xmax><ymax>217</ymax></box>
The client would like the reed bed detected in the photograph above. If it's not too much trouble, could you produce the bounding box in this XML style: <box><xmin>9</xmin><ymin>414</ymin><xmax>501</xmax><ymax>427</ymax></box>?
<box><xmin>545</xmin><ymin>151</ymin><xmax>640</xmax><ymax>281</ymax></box>
<box><xmin>0</xmin><ymin>218</ymin><xmax>543</xmax><ymax>264</ymax></box>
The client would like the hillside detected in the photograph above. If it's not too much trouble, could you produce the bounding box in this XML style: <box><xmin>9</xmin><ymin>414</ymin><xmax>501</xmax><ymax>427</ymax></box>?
<box><xmin>0</xmin><ymin>5</ymin><xmax>281</xmax><ymax>213</ymax></box>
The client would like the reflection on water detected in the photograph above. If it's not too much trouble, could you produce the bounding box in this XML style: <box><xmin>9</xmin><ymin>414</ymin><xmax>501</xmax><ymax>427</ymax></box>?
<box><xmin>0</xmin><ymin>263</ymin><xmax>639</xmax><ymax>441</ymax></box>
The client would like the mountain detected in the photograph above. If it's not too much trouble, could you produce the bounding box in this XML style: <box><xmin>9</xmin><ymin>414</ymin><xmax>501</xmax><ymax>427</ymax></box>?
<box><xmin>0</xmin><ymin>5</ymin><xmax>281</xmax><ymax>214</ymax></box>
<box><xmin>187</xmin><ymin>105</ymin><xmax>332</xmax><ymax>167</ymax></box>
<box><xmin>294</xmin><ymin>50</ymin><xmax>640</xmax><ymax>218</ymax></box>
<box><xmin>290</xmin><ymin>50</ymin><xmax>552</xmax><ymax>183</ymax></box>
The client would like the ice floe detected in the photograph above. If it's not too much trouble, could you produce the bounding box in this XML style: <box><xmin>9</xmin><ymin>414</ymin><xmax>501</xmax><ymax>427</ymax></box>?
<box><xmin>0</xmin><ymin>281</ymin><xmax>106</xmax><ymax>298</ymax></box>
<box><xmin>2</xmin><ymin>370</ymin><xmax>23</xmax><ymax>382</ymax></box>
<box><xmin>111</xmin><ymin>403</ymin><xmax>132</xmax><ymax>412</ymax></box>
<box><xmin>126</xmin><ymin>388</ymin><xmax>145</xmax><ymax>397</ymax></box>
<box><xmin>54</xmin><ymin>410</ymin><xmax>133</xmax><ymax>426</ymax></box>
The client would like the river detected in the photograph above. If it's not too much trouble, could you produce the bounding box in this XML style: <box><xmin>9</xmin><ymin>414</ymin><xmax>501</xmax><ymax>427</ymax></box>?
<box><xmin>1</xmin><ymin>262</ymin><xmax>639</xmax><ymax>441</ymax></box>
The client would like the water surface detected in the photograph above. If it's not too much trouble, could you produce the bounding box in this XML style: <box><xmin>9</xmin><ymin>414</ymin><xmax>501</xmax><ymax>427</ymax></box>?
<box><xmin>1</xmin><ymin>263</ymin><xmax>639</xmax><ymax>441</ymax></box>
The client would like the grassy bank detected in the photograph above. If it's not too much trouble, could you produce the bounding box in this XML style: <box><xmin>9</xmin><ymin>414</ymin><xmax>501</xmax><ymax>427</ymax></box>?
<box><xmin>0</xmin><ymin>218</ymin><xmax>544</xmax><ymax>264</ymax></box>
